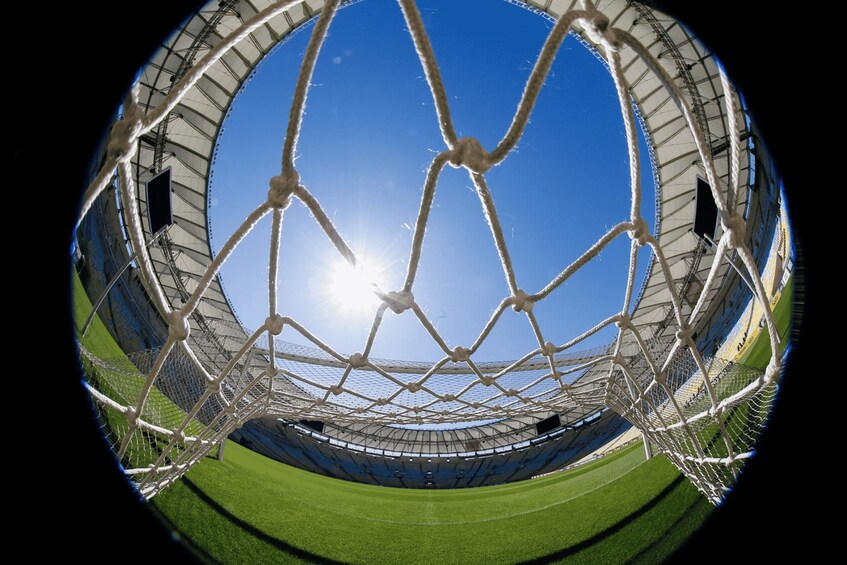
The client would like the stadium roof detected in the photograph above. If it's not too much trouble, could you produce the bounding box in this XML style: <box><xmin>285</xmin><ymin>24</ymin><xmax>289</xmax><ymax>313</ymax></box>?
<box><xmin>121</xmin><ymin>0</ymin><xmax>765</xmax><ymax>453</ymax></box>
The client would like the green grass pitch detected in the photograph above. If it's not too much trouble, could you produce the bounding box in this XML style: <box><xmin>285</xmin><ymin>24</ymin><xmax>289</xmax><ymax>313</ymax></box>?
<box><xmin>151</xmin><ymin>441</ymin><xmax>711</xmax><ymax>564</ymax></box>
<box><xmin>72</xmin><ymin>268</ymin><xmax>793</xmax><ymax>563</ymax></box>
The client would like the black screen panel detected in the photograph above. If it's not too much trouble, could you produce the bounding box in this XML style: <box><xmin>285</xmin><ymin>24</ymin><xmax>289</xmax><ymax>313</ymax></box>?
<box><xmin>693</xmin><ymin>176</ymin><xmax>718</xmax><ymax>240</ymax></box>
<box><xmin>147</xmin><ymin>167</ymin><xmax>173</xmax><ymax>235</ymax></box>
<box><xmin>535</xmin><ymin>414</ymin><xmax>561</xmax><ymax>436</ymax></box>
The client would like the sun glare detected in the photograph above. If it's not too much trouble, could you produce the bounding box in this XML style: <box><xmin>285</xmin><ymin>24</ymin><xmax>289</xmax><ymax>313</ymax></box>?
<box><xmin>326</xmin><ymin>256</ymin><xmax>386</xmax><ymax>315</ymax></box>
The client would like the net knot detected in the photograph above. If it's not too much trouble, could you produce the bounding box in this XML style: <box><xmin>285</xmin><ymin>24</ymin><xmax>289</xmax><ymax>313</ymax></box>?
<box><xmin>267</xmin><ymin>170</ymin><xmax>299</xmax><ymax>209</ymax></box>
<box><xmin>106</xmin><ymin>106</ymin><xmax>144</xmax><ymax>161</ymax></box>
<box><xmin>355</xmin><ymin>407</ymin><xmax>365</xmax><ymax>414</ymax></box>
<box><xmin>266</xmin><ymin>363</ymin><xmax>278</xmax><ymax>378</ymax></box>
<box><xmin>472</xmin><ymin>402</ymin><xmax>482</xmax><ymax>408</ymax></box>
<box><xmin>376</xmin><ymin>398</ymin><xmax>388</xmax><ymax>406</ymax></box>
<box><xmin>616</xmin><ymin>314</ymin><xmax>631</xmax><ymax>329</ymax></box>
<box><xmin>168</xmin><ymin>311</ymin><xmax>190</xmax><ymax>341</ymax></box>
<box><xmin>124</xmin><ymin>407</ymin><xmax>138</xmax><ymax>426</ymax></box>
<box><xmin>505</xmin><ymin>388</ymin><xmax>518</xmax><ymax>397</ymax></box>
<box><xmin>328</xmin><ymin>384</ymin><xmax>342</xmax><ymax>395</ymax></box>
<box><xmin>407</xmin><ymin>382</ymin><xmax>421</xmax><ymax>393</ymax></box>
<box><xmin>207</xmin><ymin>380</ymin><xmax>220</xmax><ymax>394</ymax></box>
<box><xmin>315</xmin><ymin>398</ymin><xmax>326</xmax><ymax>406</ymax></box>
<box><xmin>584</xmin><ymin>11</ymin><xmax>621</xmax><ymax>51</ymax></box>
<box><xmin>225</xmin><ymin>404</ymin><xmax>237</xmax><ymax>415</ymax></box>
<box><xmin>654</xmin><ymin>371</ymin><xmax>667</xmax><ymax>385</ymax></box>
<box><xmin>675</xmin><ymin>326</ymin><xmax>692</xmax><ymax>342</ymax></box>
<box><xmin>451</xmin><ymin>346</ymin><xmax>471</xmax><ymax>362</ymax></box>
<box><xmin>265</xmin><ymin>314</ymin><xmax>285</xmax><ymax>336</ymax></box>
<box><xmin>442</xmin><ymin>394</ymin><xmax>456</xmax><ymax>402</ymax></box>
<box><xmin>721</xmin><ymin>214</ymin><xmax>746</xmax><ymax>249</ymax></box>
<box><xmin>479</xmin><ymin>375</ymin><xmax>495</xmax><ymax>386</ymax></box>
<box><xmin>349</xmin><ymin>352</ymin><xmax>367</xmax><ymax>369</ymax></box>
<box><xmin>510</xmin><ymin>289</ymin><xmax>534</xmax><ymax>312</ymax></box>
<box><xmin>448</xmin><ymin>137</ymin><xmax>491</xmax><ymax>173</ymax></box>
<box><xmin>383</xmin><ymin>290</ymin><xmax>414</xmax><ymax>314</ymax></box>
<box><xmin>542</xmin><ymin>342</ymin><xmax>557</xmax><ymax>357</ymax></box>
<box><xmin>629</xmin><ymin>217</ymin><xmax>650</xmax><ymax>247</ymax></box>
<box><xmin>764</xmin><ymin>358</ymin><xmax>780</xmax><ymax>384</ymax></box>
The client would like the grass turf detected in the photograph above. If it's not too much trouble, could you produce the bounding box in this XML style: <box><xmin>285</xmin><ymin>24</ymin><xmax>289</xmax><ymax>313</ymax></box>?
<box><xmin>737</xmin><ymin>278</ymin><xmax>794</xmax><ymax>369</ymax></box>
<box><xmin>73</xmin><ymin>269</ymin><xmax>207</xmax><ymax>467</ymax></box>
<box><xmin>151</xmin><ymin>441</ymin><xmax>711</xmax><ymax>564</ymax></box>
<box><xmin>73</xmin><ymin>269</ymin><xmax>127</xmax><ymax>360</ymax></box>
<box><xmin>72</xmin><ymin>269</ymin><xmax>793</xmax><ymax>563</ymax></box>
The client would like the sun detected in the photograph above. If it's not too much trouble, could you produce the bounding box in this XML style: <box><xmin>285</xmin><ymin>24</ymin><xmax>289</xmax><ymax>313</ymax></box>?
<box><xmin>326</xmin><ymin>255</ymin><xmax>387</xmax><ymax>316</ymax></box>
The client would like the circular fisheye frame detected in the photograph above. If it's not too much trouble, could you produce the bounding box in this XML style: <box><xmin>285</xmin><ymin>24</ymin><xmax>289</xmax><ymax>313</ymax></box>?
<box><xmin>71</xmin><ymin>0</ymin><xmax>799</xmax><ymax>562</ymax></box>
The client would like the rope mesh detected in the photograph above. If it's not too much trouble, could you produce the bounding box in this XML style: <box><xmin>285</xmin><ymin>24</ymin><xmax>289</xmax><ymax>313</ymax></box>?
<box><xmin>77</xmin><ymin>0</ymin><xmax>786</xmax><ymax>503</ymax></box>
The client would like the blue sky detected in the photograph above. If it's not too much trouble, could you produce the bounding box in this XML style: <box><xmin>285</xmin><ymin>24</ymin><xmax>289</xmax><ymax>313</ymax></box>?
<box><xmin>209</xmin><ymin>0</ymin><xmax>654</xmax><ymax>363</ymax></box>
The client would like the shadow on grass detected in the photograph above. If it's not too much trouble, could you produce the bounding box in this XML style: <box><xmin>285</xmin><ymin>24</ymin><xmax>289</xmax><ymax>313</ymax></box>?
<box><xmin>626</xmin><ymin>488</ymin><xmax>706</xmax><ymax>563</ymax></box>
<box><xmin>518</xmin><ymin>474</ymin><xmax>686</xmax><ymax>564</ymax></box>
<box><xmin>180</xmin><ymin>476</ymin><xmax>346</xmax><ymax>564</ymax></box>
<box><xmin>171</xmin><ymin>471</ymin><xmax>689</xmax><ymax>564</ymax></box>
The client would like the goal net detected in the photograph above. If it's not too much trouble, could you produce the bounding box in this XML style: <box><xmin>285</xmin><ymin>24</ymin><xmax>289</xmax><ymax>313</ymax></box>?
<box><xmin>77</xmin><ymin>0</ymin><xmax>786</xmax><ymax>503</ymax></box>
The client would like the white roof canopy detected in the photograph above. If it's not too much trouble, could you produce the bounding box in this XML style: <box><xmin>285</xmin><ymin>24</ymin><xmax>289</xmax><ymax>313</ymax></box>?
<box><xmin>122</xmin><ymin>0</ymin><xmax>763</xmax><ymax>449</ymax></box>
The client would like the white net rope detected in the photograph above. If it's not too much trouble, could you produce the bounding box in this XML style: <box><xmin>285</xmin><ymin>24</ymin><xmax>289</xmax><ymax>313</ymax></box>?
<box><xmin>78</xmin><ymin>0</ymin><xmax>784</xmax><ymax>503</ymax></box>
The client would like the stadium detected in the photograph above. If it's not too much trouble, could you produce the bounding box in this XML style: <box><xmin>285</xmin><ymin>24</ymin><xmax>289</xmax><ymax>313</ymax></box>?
<box><xmin>59</xmin><ymin>0</ymin><xmax>809</xmax><ymax>562</ymax></box>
